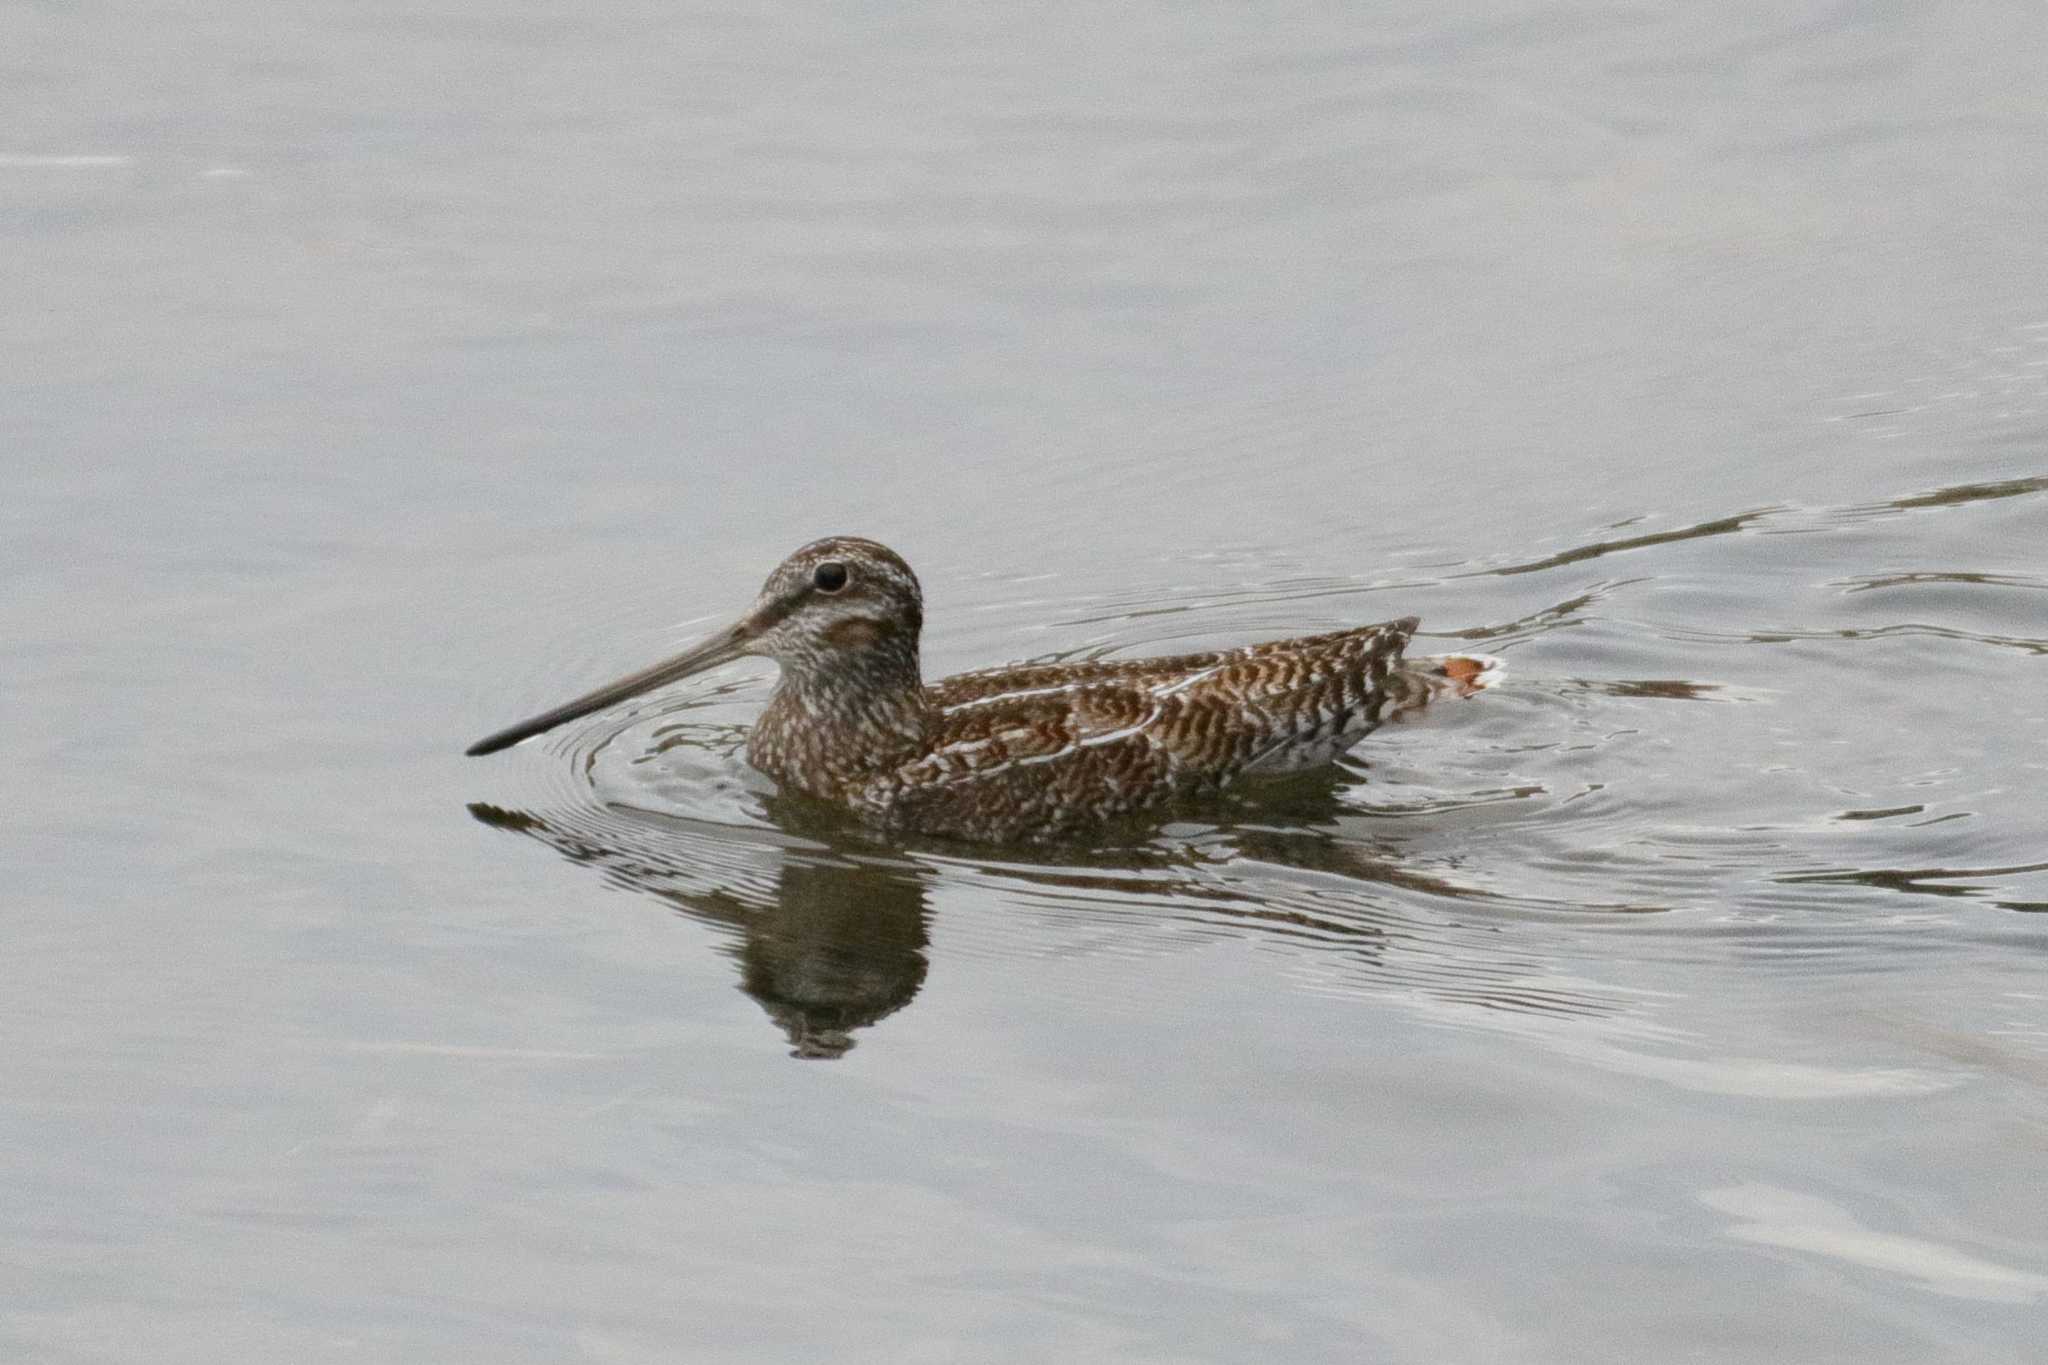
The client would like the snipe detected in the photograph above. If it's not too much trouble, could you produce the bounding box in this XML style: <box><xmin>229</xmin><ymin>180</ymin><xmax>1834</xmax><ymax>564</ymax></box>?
<box><xmin>467</xmin><ymin>537</ymin><xmax>1498</xmax><ymax>842</ymax></box>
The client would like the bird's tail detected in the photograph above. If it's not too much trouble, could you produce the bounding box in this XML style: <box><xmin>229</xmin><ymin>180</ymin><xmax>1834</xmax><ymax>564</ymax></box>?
<box><xmin>1388</xmin><ymin>652</ymin><xmax>1504</xmax><ymax>719</ymax></box>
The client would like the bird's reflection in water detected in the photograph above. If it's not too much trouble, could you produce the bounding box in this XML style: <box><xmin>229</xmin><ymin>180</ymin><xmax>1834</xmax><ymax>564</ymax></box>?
<box><xmin>469</xmin><ymin>797</ymin><xmax>930</xmax><ymax>1058</ymax></box>
<box><xmin>738</xmin><ymin>854</ymin><xmax>928</xmax><ymax>1058</ymax></box>
<box><xmin>470</xmin><ymin>758</ymin><xmax>1636</xmax><ymax>1058</ymax></box>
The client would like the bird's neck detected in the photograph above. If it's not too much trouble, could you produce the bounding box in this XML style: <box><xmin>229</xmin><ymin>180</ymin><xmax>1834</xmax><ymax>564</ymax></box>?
<box><xmin>750</xmin><ymin>643</ymin><xmax>929</xmax><ymax>798</ymax></box>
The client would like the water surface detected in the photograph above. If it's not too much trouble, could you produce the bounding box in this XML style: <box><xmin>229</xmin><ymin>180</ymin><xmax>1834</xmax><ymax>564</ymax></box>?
<box><xmin>6</xmin><ymin>2</ymin><xmax>2046</xmax><ymax>1361</ymax></box>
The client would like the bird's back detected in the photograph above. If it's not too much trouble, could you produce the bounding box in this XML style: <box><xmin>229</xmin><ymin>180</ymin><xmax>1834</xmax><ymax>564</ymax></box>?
<box><xmin>860</xmin><ymin>620</ymin><xmax>1424</xmax><ymax>841</ymax></box>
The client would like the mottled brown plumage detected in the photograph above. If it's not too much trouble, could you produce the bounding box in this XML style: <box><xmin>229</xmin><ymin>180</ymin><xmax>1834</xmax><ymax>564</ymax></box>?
<box><xmin>468</xmin><ymin>537</ymin><xmax>1498</xmax><ymax>843</ymax></box>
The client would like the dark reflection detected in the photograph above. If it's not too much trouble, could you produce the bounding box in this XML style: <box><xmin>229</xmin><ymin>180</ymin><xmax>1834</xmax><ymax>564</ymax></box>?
<box><xmin>1573</xmin><ymin>678</ymin><xmax>1724</xmax><ymax>701</ymax></box>
<box><xmin>1445</xmin><ymin>475</ymin><xmax>2046</xmax><ymax>589</ymax></box>
<box><xmin>918</xmin><ymin>765</ymin><xmax>1655</xmax><ymax>1017</ymax></box>
<box><xmin>1836</xmin><ymin>570</ymin><xmax>2048</xmax><ymax>594</ymax></box>
<box><xmin>1433</xmin><ymin>585</ymin><xmax>1614</xmax><ymax>643</ymax></box>
<box><xmin>469</xmin><ymin>800</ymin><xmax>929</xmax><ymax>1058</ymax></box>
<box><xmin>1473</xmin><ymin>509</ymin><xmax>1775</xmax><ymax>578</ymax></box>
<box><xmin>1861</xmin><ymin>476</ymin><xmax>2048</xmax><ymax>514</ymax></box>
<box><xmin>932</xmin><ymin>768</ymin><xmax>1500</xmax><ymax>932</ymax></box>
<box><xmin>1775</xmin><ymin>859</ymin><xmax>2048</xmax><ymax>907</ymax></box>
<box><xmin>1673</xmin><ymin>620</ymin><xmax>2048</xmax><ymax>655</ymax></box>
<box><xmin>471</xmin><ymin>751</ymin><xmax>1643</xmax><ymax>1054</ymax></box>
<box><xmin>1834</xmin><ymin>804</ymin><xmax>1927</xmax><ymax>822</ymax></box>
<box><xmin>740</xmin><ymin>852</ymin><xmax>929</xmax><ymax>1058</ymax></box>
<box><xmin>1848</xmin><ymin>622</ymin><xmax>2035</xmax><ymax>654</ymax></box>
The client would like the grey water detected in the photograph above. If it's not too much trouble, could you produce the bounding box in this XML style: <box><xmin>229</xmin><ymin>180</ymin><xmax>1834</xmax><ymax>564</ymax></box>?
<box><xmin>7</xmin><ymin>3</ymin><xmax>2047</xmax><ymax>1361</ymax></box>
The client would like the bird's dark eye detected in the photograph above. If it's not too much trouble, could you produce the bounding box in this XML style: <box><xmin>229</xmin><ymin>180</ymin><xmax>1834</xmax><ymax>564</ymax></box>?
<box><xmin>812</xmin><ymin>561</ymin><xmax>849</xmax><ymax>593</ymax></box>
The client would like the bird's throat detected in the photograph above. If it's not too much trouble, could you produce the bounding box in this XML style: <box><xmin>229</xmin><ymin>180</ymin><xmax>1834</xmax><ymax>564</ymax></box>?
<box><xmin>748</xmin><ymin>647</ymin><xmax>928</xmax><ymax>799</ymax></box>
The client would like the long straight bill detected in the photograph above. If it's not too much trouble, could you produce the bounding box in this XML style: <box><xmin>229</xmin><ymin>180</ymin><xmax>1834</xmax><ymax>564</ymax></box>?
<box><xmin>465</xmin><ymin>622</ymin><xmax>750</xmax><ymax>756</ymax></box>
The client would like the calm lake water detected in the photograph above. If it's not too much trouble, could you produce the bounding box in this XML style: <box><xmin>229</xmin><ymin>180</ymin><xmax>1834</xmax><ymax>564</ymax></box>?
<box><xmin>8</xmin><ymin>3</ymin><xmax>2047</xmax><ymax>1360</ymax></box>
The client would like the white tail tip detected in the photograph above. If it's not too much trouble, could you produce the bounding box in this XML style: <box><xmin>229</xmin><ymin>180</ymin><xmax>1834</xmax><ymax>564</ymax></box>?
<box><xmin>1414</xmin><ymin>652</ymin><xmax>1505</xmax><ymax>700</ymax></box>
